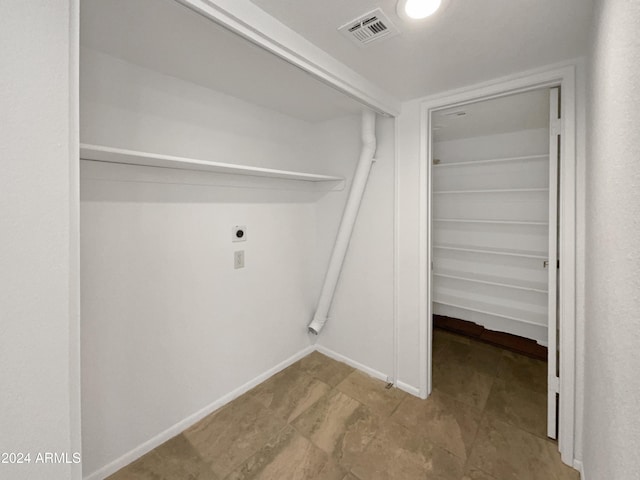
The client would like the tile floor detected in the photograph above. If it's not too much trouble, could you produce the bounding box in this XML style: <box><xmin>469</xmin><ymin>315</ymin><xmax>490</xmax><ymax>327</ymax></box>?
<box><xmin>108</xmin><ymin>329</ymin><xmax>579</xmax><ymax>479</ymax></box>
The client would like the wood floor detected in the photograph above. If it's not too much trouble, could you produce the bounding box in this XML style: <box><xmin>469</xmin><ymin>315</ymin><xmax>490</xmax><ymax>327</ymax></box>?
<box><xmin>108</xmin><ymin>330</ymin><xmax>578</xmax><ymax>480</ymax></box>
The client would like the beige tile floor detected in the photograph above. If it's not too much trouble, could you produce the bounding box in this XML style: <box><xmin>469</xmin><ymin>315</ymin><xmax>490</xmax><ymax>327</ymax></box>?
<box><xmin>108</xmin><ymin>329</ymin><xmax>579</xmax><ymax>480</ymax></box>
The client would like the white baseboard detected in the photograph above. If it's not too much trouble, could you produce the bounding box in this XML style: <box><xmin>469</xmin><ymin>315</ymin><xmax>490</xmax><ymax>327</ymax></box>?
<box><xmin>313</xmin><ymin>346</ymin><xmax>422</xmax><ymax>399</ymax></box>
<box><xmin>83</xmin><ymin>345</ymin><xmax>314</xmax><ymax>480</ymax></box>
<box><xmin>573</xmin><ymin>459</ymin><xmax>585</xmax><ymax>479</ymax></box>
<box><xmin>396</xmin><ymin>380</ymin><xmax>421</xmax><ymax>397</ymax></box>
<box><xmin>314</xmin><ymin>344</ymin><xmax>389</xmax><ymax>383</ymax></box>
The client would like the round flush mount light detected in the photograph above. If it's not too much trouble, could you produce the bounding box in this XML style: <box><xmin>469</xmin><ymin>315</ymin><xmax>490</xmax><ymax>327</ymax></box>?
<box><xmin>397</xmin><ymin>0</ymin><xmax>443</xmax><ymax>20</ymax></box>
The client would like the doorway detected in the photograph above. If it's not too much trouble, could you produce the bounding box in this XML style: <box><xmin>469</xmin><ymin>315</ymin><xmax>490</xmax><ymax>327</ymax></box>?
<box><xmin>418</xmin><ymin>66</ymin><xmax>578</xmax><ymax>465</ymax></box>
<box><xmin>430</xmin><ymin>87</ymin><xmax>559</xmax><ymax>438</ymax></box>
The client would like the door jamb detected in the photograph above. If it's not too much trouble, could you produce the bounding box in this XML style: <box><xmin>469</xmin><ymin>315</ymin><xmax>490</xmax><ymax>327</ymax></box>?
<box><xmin>418</xmin><ymin>65</ymin><xmax>577</xmax><ymax>465</ymax></box>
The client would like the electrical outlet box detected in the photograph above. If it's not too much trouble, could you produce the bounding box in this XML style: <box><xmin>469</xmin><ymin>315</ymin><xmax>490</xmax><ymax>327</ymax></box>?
<box><xmin>234</xmin><ymin>250</ymin><xmax>245</xmax><ymax>269</ymax></box>
<box><xmin>233</xmin><ymin>225</ymin><xmax>247</xmax><ymax>242</ymax></box>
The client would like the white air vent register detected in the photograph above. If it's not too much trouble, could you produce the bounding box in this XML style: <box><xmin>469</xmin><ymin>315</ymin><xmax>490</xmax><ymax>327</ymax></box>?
<box><xmin>338</xmin><ymin>8</ymin><xmax>399</xmax><ymax>47</ymax></box>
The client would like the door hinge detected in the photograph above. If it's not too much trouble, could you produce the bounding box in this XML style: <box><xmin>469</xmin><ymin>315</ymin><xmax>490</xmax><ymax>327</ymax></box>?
<box><xmin>551</xmin><ymin>118</ymin><xmax>562</xmax><ymax>136</ymax></box>
<box><xmin>548</xmin><ymin>375</ymin><xmax>560</xmax><ymax>394</ymax></box>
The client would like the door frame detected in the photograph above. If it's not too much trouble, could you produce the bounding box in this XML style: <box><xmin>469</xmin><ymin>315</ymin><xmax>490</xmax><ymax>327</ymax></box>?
<box><xmin>417</xmin><ymin>65</ymin><xmax>577</xmax><ymax>464</ymax></box>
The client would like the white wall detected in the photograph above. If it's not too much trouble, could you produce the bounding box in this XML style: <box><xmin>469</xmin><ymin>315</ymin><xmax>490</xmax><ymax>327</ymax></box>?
<box><xmin>80</xmin><ymin>49</ymin><xmax>318</xmax><ymax>173</ymax></box>
<box><xmin>0</xmin><ymin>1</ymin><xmax>80</xmax><ymax>479</ymax></box>
<box><xmin>573</xmin><ymin>58</ymin><xmax>588</xmax><ymax>466</ymax></box>
<box><xmin>583</xmin><ymin>1</ymin><xmax>640</xmax><ymax>478</ymax></box>
<box><xmin>395</xmin><ymin>100</ymin><xmax>424</xmax><ymax>390</ymax></box>
<box><xmin>80</xmin><ymin>50</ymin><xmax>346</xmax><ymax>477</ymax></box>
<box><xmin>313</xmin><ymin>115</ymin><xmax>396</xmax><ymax>381</ymax></box>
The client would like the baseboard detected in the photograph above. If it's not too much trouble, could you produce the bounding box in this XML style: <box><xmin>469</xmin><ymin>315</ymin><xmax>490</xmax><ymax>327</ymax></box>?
<box><xmin>314</xmin><ymin>344</ymin><xmax>389</xmax><ymax>383</ymax></box>
<box><xmin>396</xmin><ymin>380</ymin><xmax>421</xmax><ymax>397</ymax></box>
<box><xmin>83</xmin><ymin>345</ymin><xmax>314</xmax><ymax>480</ymax></box>
<box><xmin>314</xmin><ymin>345</ymin><xmax>423</xmax><ymax>399</ymax></box>
<box><xmin>573</xmin><ymin>459</ymin><xmax>585</xmax><ymax>479</ymax></box>
<box><xmin>433</xmin><ymin>304</ymin><xmax>548</xmax><ymax>347</ymax></box>
<box><xmin>434</xmin><ymin>314</ymin><xmax>548</xmax><ymax>360</ymax></box>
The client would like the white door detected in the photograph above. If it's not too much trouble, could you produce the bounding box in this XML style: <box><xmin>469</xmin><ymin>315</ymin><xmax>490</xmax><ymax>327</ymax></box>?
<box><xmin>547</xmin><ymin>87</ymin><xmax>561</xmax><ymax>439</ymax></box>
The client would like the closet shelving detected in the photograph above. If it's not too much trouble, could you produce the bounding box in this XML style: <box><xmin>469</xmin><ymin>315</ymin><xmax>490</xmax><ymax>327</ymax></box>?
<box><xmin>433</xmin><ymin>218</ymin><xmax>548</xmax><ymax>226</ymax></box>
<box><xmin>80</xmin><ymin>144</ymin><xmax>344</xmax><ymax>183</ymax></box>
<box><xmin>433</xmin><ymin>243</ymin><xmax>547</xmax><ymax>259</ymax></box>
<box><xmin>433</xmin><ymin>269</ymin><xmax>548</xmax><ymax>293</ymax></box>
<box><xmin>434</xmin><ymin>188</ymin><xmax>549</xmax><ymax>194</ymax></box>
<box><xmin>433</xmin><ymin>293</ymin><xmax>547</xmax><ymax>326</ymax></box>
<box><xmin>432</xmin><ymin>153</ymin><xmax>548</xmax><ymax>168</ymax></box>
<box><xmin>432</xmin><ymin>148</ymin><xmax>550</xmax><ymax>337</ymax></box>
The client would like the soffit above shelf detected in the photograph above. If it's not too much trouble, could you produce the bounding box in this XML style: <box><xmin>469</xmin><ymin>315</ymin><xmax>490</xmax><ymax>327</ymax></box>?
<box><xmin>80</xmin><ymin>0</ymin><xmax>400</xmax><ymax>122</ymax></box>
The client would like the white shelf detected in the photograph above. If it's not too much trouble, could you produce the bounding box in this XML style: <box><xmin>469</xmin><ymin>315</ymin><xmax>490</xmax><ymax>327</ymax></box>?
<box><xmin>434</xmin><ymin>218</ymin><xmax>548</xmax><ymax>226</ymax></box>
<box><xmin>80</xmin><ymin>144</ymin><xmax>345</xmax><ymax>183</ymax></box>
<box><xmin>434</xmin><ymin>188</ymin><xmax>549</xmax><ymax>194</ymax></box>
<box><xmin>433</xmin><ymin>293</ymin><xmax>547</xmax><ymax>326</ymax></box>
<box><xmin>433</xmin><ymin>269</ymin><xmax>548</xmax><ymax>293</ymax></box>
<box><xmin>433</xmin><ymin>243</ymin><xmax>547</xmax><ymax>260</ymax></box>
<box><xmin>433</xmin><ymin>154</ymin><xmax>548</xmax><ymax>168</ymax></box>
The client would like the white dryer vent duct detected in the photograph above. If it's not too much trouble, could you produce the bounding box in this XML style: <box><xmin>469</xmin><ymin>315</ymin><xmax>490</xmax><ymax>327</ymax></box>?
<box><xmin>308</xmin><ymin>110</ymin><xmax>377</xmax><ymax>335</ymax></box>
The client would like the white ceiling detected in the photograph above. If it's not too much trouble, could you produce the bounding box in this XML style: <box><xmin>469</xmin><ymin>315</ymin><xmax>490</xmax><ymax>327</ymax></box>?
<box><xmin>433</xmin><ymin>88</ymin><xmax>550</xmax><ymax>141</ymax></box>
<box><xmin>80</xmin><ymin>0</ymin><xmax>364</xmax><ymax>122</ymax></box>
<box><xmin>249</xmin><ymin>0</ymin><xmax>593</xmax><ymax>100</ymax></box>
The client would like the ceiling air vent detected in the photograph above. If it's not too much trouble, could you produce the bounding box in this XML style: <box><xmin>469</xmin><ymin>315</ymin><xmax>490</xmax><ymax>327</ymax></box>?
<box><xmin>338</xmin><ymin>8</ymin><xmax>399</xmax><ymax>47</ymax></box>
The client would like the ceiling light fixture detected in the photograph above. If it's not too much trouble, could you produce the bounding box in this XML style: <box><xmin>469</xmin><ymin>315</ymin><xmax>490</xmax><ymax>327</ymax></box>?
<box><xmin>397</xmin><ymin>0</ymin><xmax>442</xmax><ymax>20</ymax></box>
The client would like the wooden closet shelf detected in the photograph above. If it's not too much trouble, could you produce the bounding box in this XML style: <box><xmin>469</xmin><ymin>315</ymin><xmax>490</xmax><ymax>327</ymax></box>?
<box><xmin>80</xmin><ymin>144</ymin><xmax>345</xmax><ymax>183</ymax></box>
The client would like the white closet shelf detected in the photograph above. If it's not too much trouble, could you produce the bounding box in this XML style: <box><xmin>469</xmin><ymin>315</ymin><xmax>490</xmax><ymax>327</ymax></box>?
<box><xmin>434</xmin><ymin>218</ymin><xmax>548</xmax><ymax>226</ymax></box>
<box><xmin>434</xmin><ymin>188</ymin><xmax>549</xmax><ymax>194</ymax></box>
<box><xmin>433</xmin><ymin>269</ymin><xmax>548</xmax><ymax>293</ymax></box>
<box><xmin>433</xmin><ymin>154</ymin><xmax>548</xmax><ymax>168</ymax></box>
<box><xmin>434</xmin><ymin>243</ymin><xmax>547</xmax><ymax>260</ymax></box>
<box><xmin>433</xmin><ymin>293</ymin><xmax>547</xmax><ymax>327</ymax></box>
<box><xmin>80</xmin><ymin>144</ymin><xmax>345</xmax><ymax>182</ymax></box>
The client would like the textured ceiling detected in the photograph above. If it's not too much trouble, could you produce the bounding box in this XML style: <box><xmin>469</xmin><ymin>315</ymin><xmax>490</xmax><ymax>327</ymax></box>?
<box><xmin>250</xmin><ymin>0</ymin><xmax>593</xmax><ymax>100</ymax></box>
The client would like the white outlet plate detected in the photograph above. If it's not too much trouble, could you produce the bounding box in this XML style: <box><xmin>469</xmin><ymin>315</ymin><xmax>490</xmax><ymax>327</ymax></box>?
<box><xmin>233</xmin><ymin>225</ymin><xmax>247</xmax><ymax>242</ymax></box>
<box><xmin>234</xmin><ymin>250</ymin><xmax>245</xmax><ymax>269</ymax></box>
